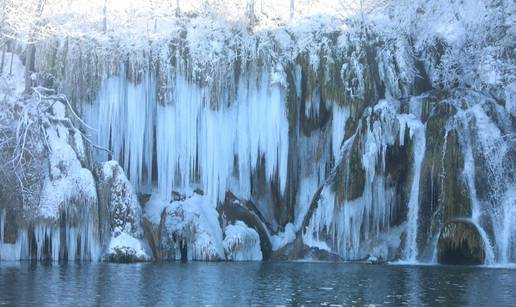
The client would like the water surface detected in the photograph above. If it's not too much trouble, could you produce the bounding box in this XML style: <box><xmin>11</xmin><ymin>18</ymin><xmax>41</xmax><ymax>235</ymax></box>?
<box><xmin>0</xmin><ymin>262</ymin><xmax>515</xmax><ymax>306</ymax></box>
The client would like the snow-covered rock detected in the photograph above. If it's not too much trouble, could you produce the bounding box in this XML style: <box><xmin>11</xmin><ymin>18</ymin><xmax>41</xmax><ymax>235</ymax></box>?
<box><xmin>39</xmin><ymin>103</ymin><xmax>98</xmax><ymax>222</ymax></box>
<box><xmin>107</xmin><ymin>232</ymin><xmax>151</xmax><ymax>262</ymax></box>
<box><xmin>145</xmin><ymin>192</ymin><xmax>225</xmax><ymax>261</ymax></box>
<box><xmin>223</xmin><ymin>221</ymin><xmax>262</xmax><ymax>261</ymax></box>
<box><xmin>95</xmin><ymin>160</ymin><xmax>144</xmax><ymax>237</ymax></box>
<box><xmin>94</xmin><ymin>160</ymin><xmax>150</xmax><ymax>262</ymax></box>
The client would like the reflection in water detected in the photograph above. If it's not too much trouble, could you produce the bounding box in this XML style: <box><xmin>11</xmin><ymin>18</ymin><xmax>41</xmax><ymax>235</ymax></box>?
<box><xmin>0</xmin><ymin>262</ymin><xmax>515</xmax><ymax>306</ymax></box>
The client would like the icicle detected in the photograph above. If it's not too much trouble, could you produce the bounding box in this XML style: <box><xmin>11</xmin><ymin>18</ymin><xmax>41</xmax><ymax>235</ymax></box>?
<box><xmin>86</xmin><ymin>71</ymin><xmax>156</xmax><ymax>191</ymax></box>
<box><xmin>332</xmin><ymin>104</ymin><xmax>350</xmax><ymax>163</ymax></box>
<box><xmin>89</xmin><ymin>67</ymin><xmax>289</xmax><ymax>206</ymax></box>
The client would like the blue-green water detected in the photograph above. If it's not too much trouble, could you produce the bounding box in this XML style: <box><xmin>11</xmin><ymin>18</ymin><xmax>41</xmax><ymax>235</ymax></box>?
<box><xmin>0</xmin><ymin>262</ymin><xmax>515</xmax><ymax>306</ymax></box>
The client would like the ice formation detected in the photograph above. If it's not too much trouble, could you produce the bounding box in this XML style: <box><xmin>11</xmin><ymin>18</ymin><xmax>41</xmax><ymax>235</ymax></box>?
<box><xmin>160</xmin><ymin>194</ymin><xmax>225</xmax><ymax>261</ymax></box>
<box><xmin>223</xmin><ymin>221</ymin><xmax>263</xmax><ymax>261</ymax></box>
<box><xmin>85</xmin><ymin>69</ymin><xmax>289</xmax><ymax>205</ymax></box>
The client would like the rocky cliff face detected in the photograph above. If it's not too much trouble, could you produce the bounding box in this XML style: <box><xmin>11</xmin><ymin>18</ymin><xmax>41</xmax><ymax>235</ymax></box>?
<box><xmin>1</xmin><ymin>1</ymin><xmax>515</xmax><ymax>264</ymax></box>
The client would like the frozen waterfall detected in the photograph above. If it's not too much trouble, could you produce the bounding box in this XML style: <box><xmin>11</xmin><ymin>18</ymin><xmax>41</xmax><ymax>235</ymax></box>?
<box><xmin>85</xmin><ymin>68</ymin><xmax>289</xmax><ymax>205</ymax></box>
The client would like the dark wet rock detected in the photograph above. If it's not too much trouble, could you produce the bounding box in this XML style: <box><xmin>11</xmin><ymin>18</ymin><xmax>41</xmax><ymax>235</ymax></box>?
<box><xmin>437</xmin><ymin>219</ymin><xmax>485</xmax><ymax>265</ymax></box>
<box><xmin>365</xmin><ymin>255</ymin><xmax>387</xmax><ymax>265</ymax></box>
<box><xmin>384</xmin><ymin>125</ymin><xmax>412</xmax><ymax>226</ymax></box>
<box><xmin>218</xmin><ymin>192</ymin><xmax>273</xmax><ymax>259</ymax></box>
<box><xmin>270</xmin><ymin>236</ymin><xmax>343</xmax><ymax>262</ymax></box>
<box><xmin>107</xmin><ymin>246</ymin><xmax>150</xmax><ymax>263</ymax></box>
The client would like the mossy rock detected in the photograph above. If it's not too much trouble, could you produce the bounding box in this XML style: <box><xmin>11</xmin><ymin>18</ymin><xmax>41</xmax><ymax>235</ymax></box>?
<box><xmin>417</xmin><ymin>101</ymin><xmax>472</xmax><ymax>256</ymax></box>
<box><xmin>437</xmin><ymin>220</ymin><xmax>485</xmax><ymax>265</ymax></box>
<box><xmin>442</xmin><ymin>131</ymin><xmax>471</xmax><ymax>218</ymax></box>
<box><xmin>332</xmin><ymin>128</ymin><xmax>366</xmax><ymax>203</ymax></box>
<box><xmin>0</xmin><ymin>208</ymin><xmax>22</xmax><ymax>244</ymax></box>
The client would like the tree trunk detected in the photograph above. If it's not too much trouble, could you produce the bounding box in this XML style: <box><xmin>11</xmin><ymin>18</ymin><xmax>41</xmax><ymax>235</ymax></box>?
<box><xmin>9</xmin><ymin>42</ymin><xmax>14</xmax><ymax>75</ymax></box>
<box><xmin>176</xmin><ymin>0</ymin><xmax>180</xmax><ymax>17</ymax></box>
<box><xmin>0</xmin><ymin>42</ymin><xmax>6</xmax><ymax>75</ymax></box>
<box><xmin>24</xmin><ymin>0</ymin><xmax>46</xmax><ymax>94</ymax></box>
<box><xmin>103</xmin><ymin>0</ymin><xmax>108</xmax><ymax>32</ymax></box>
<box><xmin>290</xmin><ymin>0</ymin><xmax>295</xmax><ymax>20</ymax></box>
<box><xmin>24</xmin><ymin>45</ymin><xmax>35</xmax><ymax>94</ymax></box>
<box><xmin>246</xmin><ymin>0</ymin><xmax>256</xmax><ymax>28</ymax></box>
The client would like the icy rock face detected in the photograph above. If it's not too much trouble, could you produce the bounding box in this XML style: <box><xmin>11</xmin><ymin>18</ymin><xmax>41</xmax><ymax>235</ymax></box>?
<box><xmin>1</xmin><ymin>102</ymin><xmax>101</xmax><ymax>261</ymax></box>
<box><xmin>414</xmin><ymin>92</ymin><xmax>514</xmax><ymax>264</ymax></box>
<box><xmin>94</xmin><ymin>161</ymin><xmax>151</xmax><ymax>262</ymax></box>
<box><xmin>223</xmin><ymin>221</ymin><xmax>262</xmax><ymax>261</ymax></box>
<box><xmin>302</xmin><ymin>99</ymin><xmax>422</xmax><ymax>261</ymax></box>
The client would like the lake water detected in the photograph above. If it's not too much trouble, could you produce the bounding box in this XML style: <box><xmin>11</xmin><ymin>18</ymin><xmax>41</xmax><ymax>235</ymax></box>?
<box><xmin>0</xmin><ymin>262</ymin><xmax>515</xmax><ymax>306</ymax></box>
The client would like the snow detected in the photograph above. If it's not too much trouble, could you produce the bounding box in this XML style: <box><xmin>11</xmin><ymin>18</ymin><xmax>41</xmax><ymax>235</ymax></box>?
<box><xmin>1</xmin><ymin>51</ymin><xmax>103</xmax><ymax>261</ymax></box>
<box><xmin>145</xmin><ymin>193</ymin><xmax>266</xmax><ymax>261</ymax></box>
<box><xmin>98</xmin><ymin>160</ymin><xmax>144</xmax><ymax>237</ymax></box>
<box><xmin>223</xmin><ymin>221</ymin><xmax>262</xmax><ymax>261</ymax></box>
<box><xmin>35</xmin><ymin>102</ymin><xmax>101</xmax><ymax>261</ymax></box>
<box><xmin>39</xmin><ymin>102</ymin><xmax>98</xmax><ymax>222</ymax></box>
<box><xmin>1</xmin><ymin>100</ymin><xmax>101</xmax><ymax>261</ymax></box>
<box><xmin>271</xmin><ymin>223</ymin><xmax>296</xmax><ymax>251</ymax></box>
<box><xmin>161</xmin><ymin>194</ymin><xmax>225</xmax><ymax>261</ymax></box>
<box><xmin>143</xmin><ymin>193</ymin><xmax>170</xmax><ymax>225</ymax></box>
<box><xmin>108</xmin><ymin>232</ymin><xmax>151</xmax><ymax>261</ymax></box>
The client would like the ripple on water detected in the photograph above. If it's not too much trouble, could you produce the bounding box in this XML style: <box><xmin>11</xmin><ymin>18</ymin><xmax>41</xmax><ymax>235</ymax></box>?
<box><xmin>0</xmin><ymin>262</ymin><xmax>515</xmax><ymax>306</ymax></box>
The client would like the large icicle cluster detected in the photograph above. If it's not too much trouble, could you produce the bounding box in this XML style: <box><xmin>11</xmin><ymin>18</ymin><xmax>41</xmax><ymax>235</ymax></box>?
<box><xmin>85</xmin><ymin>68</ymin><xmax>289</xmax><ymax>206</ymax></box>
